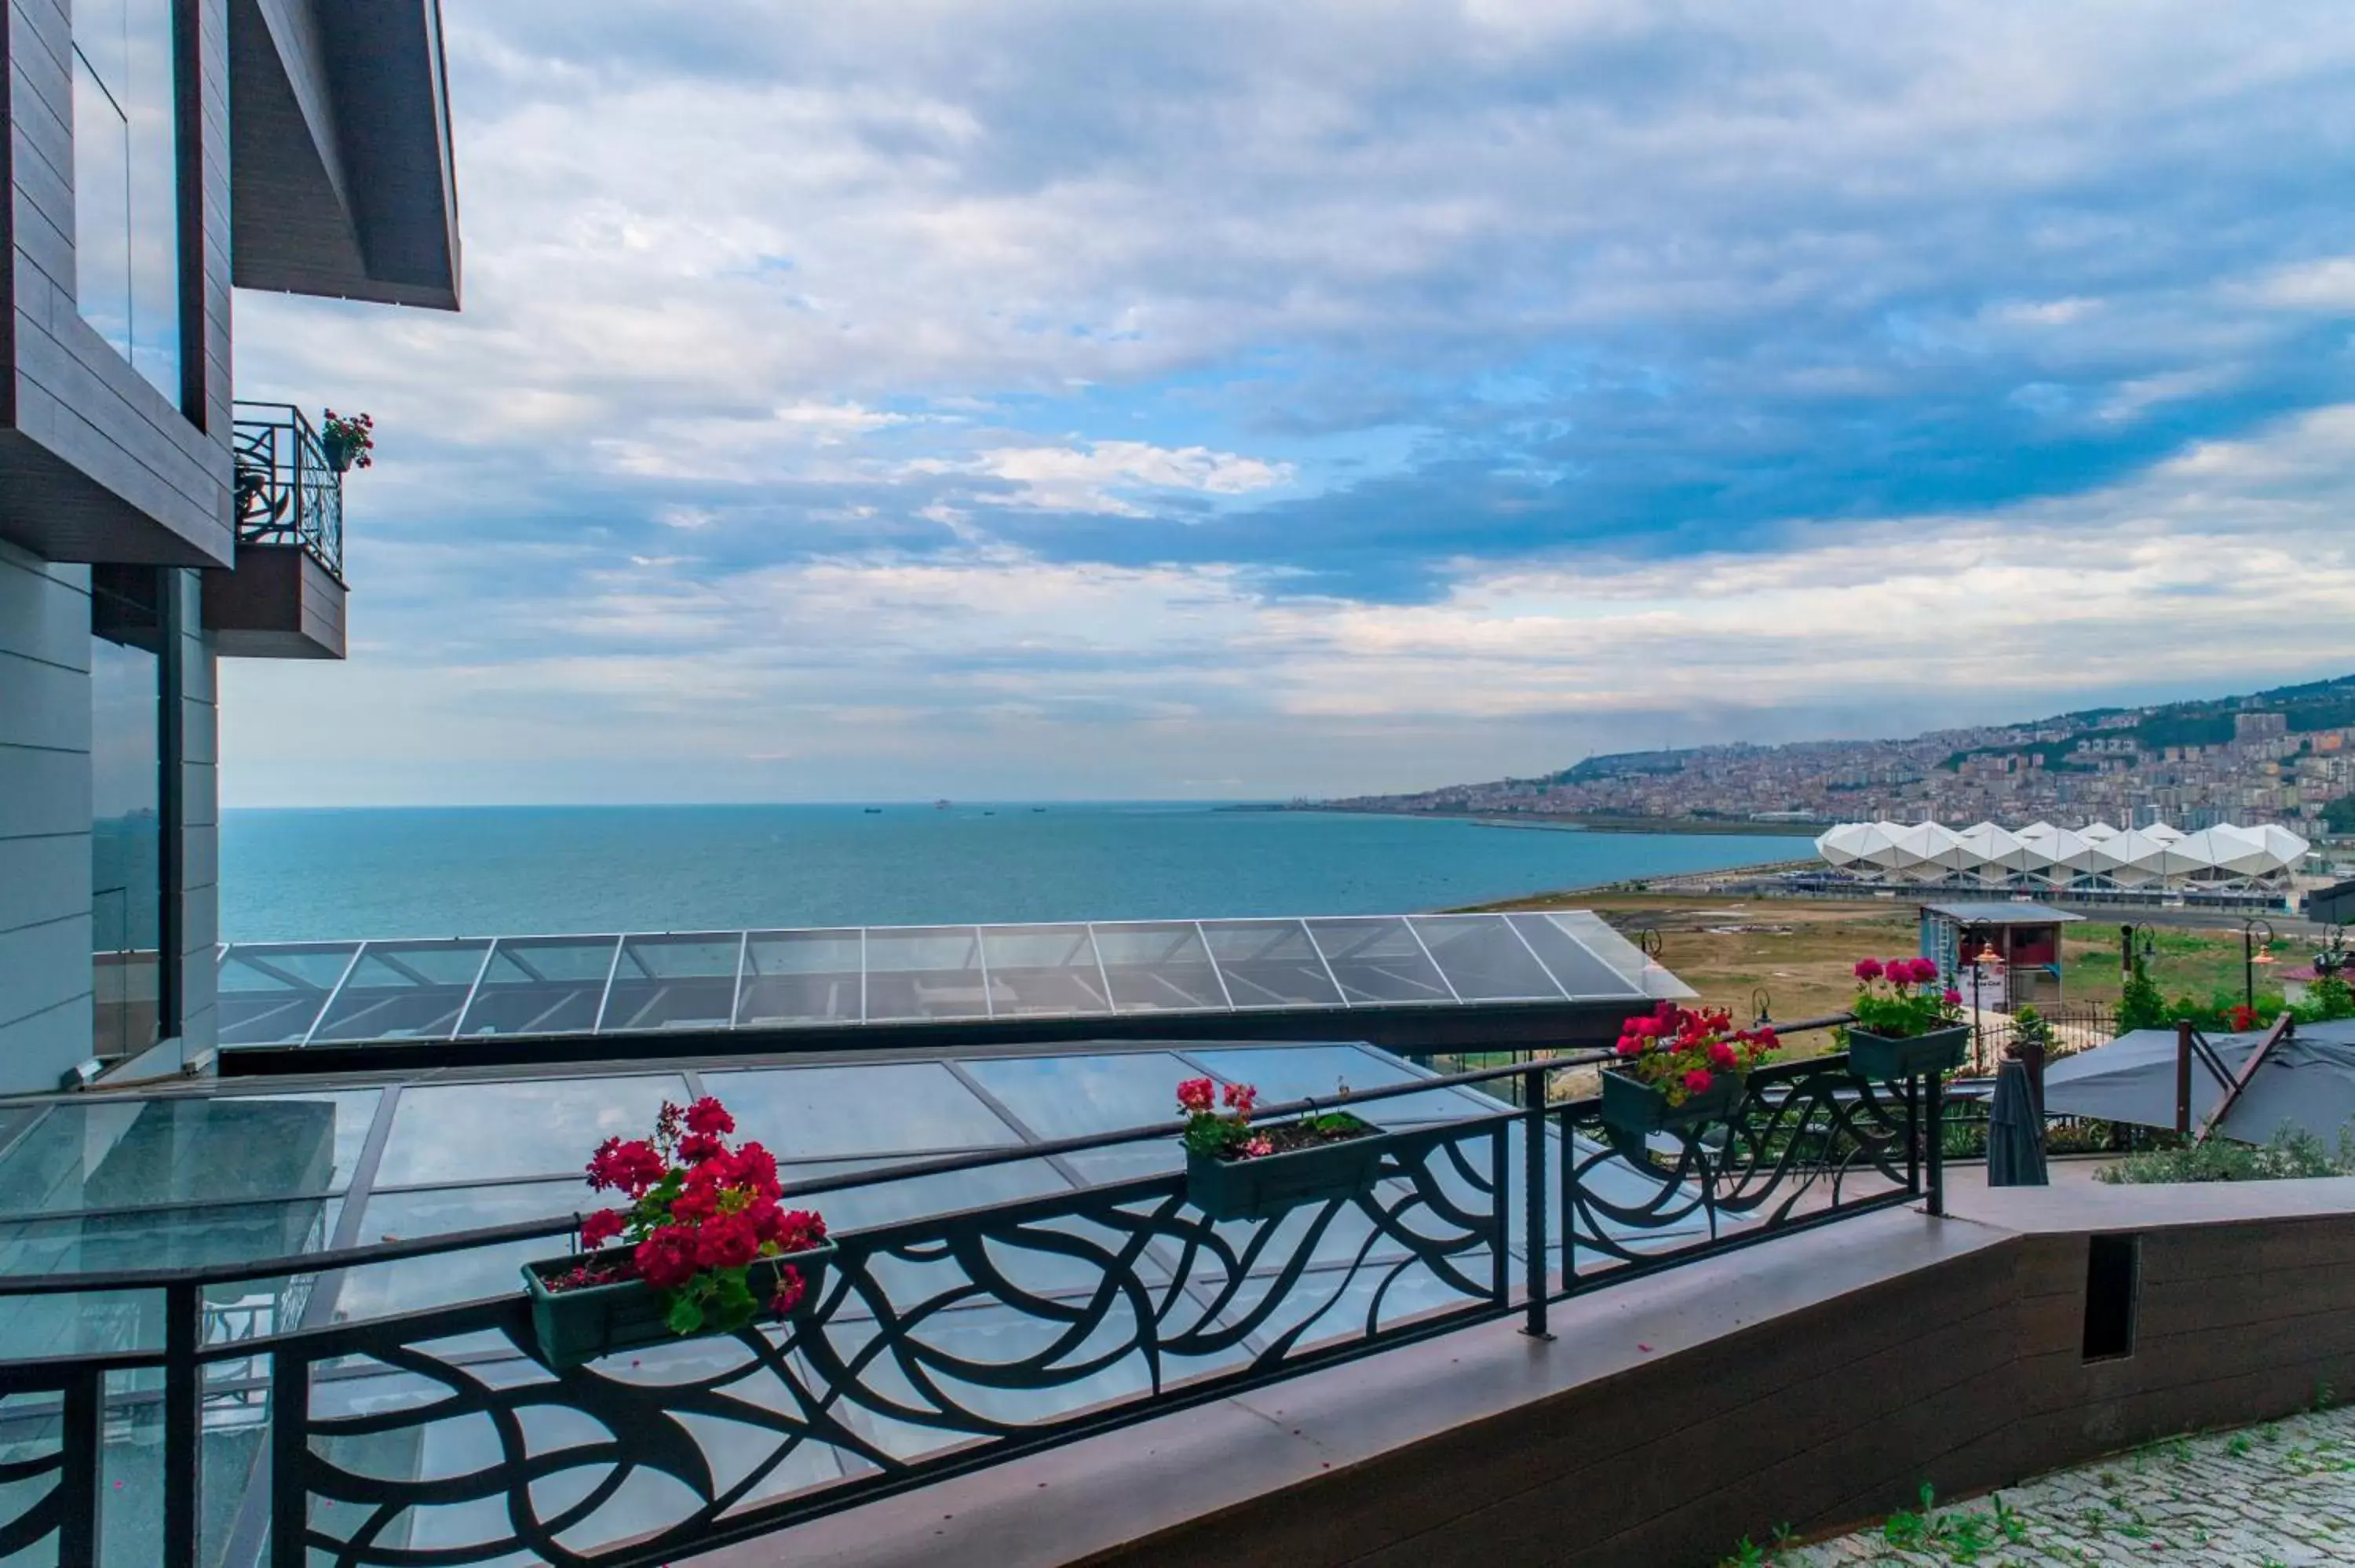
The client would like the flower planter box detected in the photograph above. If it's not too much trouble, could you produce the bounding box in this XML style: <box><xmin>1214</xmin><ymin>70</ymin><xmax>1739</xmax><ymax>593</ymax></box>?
<box><xmin>1600</xmin><ymin>1067</ymin><xmax>1745</xmax><ymax>1139</ymax></box>
<box><xmin>520</xmin><ymin>1240</ymin><xmax>836</xmax><ymax>1370</ymax></box>
<box><xmin>1185</xmin><ymin>1115</ymin><xmax>1390</xmax><ymax>1222</ymax></box>
<box><xmin>1846</xmin><ymin>1024</ymin><xmax>1969</xmax><ymax>1081</ymax></box>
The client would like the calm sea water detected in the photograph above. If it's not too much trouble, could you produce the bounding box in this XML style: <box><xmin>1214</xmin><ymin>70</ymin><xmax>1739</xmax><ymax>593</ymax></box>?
<box><xmin>217</xmin><ymin>804</ymin><xmax>1802</xmax><ymax>943</ymax></box>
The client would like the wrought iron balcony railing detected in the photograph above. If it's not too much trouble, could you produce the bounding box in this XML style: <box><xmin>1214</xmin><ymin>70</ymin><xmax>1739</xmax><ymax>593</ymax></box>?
<box><xmin>232</xmin><ymin>402</ymin><xmax>345</xmax><ymax>580</ymax></box>
<box><xmin>0</xmin><ymin>1025</ymin><xmax>1939</xmax><ymax>1568</ymax></box>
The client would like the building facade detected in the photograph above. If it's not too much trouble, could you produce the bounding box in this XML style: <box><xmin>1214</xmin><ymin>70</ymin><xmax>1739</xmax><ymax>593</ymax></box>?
<box><xmin>1</xmin><ymin>0</ymin><xmax>458</xmax><ymax>1092</ymax></box>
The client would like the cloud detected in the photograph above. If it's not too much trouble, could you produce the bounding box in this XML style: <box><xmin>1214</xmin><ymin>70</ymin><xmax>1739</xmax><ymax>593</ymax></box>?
<box><xmin>221</xmin><ymin>1</ymin><xmax>2355</xmax><ymax>802</ymax></box>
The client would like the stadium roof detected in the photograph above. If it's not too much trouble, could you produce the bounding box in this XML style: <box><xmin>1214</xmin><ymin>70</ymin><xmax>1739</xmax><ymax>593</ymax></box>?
<box><xmin>1816</xmin><ymin>819</ymin><xmax>2309</xmax><ymax>888</ymax></box>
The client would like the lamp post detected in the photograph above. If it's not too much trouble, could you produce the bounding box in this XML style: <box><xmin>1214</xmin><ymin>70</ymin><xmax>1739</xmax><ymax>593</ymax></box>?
<box><xmin>2119</xmin><ymin>921</ymin><xmax>2156</xmax><ymax>979</ymax></box>
<box><xmin>1969</xmin><ymin>932</ymin><xmax>2003</xmax><ymax>1073</ymax></box>
<box><xmin>2243</xmin><ymin>917</ymin><xmax>2276</xmax><ymax>1012</ymax></box>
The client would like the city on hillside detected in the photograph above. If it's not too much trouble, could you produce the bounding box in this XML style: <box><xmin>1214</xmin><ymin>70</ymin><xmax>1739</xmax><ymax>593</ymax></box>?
<box><xmin>1327</xmin><ymin>675</ymin><xmax>2355</xmax><ymax>834</ymax></box>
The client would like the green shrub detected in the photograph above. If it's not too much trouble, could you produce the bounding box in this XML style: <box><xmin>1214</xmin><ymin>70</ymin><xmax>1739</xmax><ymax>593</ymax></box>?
<box><xmin>2097</xmin><ymin>1127</ymin><xmax>2355</xmax><ymax>1185</ymax></box>
<box><xmin>2118</xmin><ymin>959</ymin><xmax>2168</xmax><ymax>1032</ymax></box>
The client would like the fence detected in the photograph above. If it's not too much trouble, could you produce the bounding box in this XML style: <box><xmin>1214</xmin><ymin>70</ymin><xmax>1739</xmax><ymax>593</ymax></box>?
<box><xmin>0</xmin><ymin>1030</ymin><xmax>1931</xmax><ymax>1568</ymax></box>
<box><xmin>231</xmin><ymin>403</ymin><xmax>345</xmax><ymax>580</ymax></box>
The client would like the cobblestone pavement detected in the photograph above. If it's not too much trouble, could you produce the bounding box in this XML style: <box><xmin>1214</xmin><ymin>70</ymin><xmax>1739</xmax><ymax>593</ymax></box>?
<box><xmin>1759</xmin><ymin>1402</ymin><xmax>2355</xmax><ymax>1566</ymax></box>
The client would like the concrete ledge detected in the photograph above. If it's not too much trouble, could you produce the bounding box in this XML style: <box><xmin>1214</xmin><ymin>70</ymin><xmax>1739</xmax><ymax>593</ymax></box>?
<box><xmin>695</xmin><ymin>1179</ymin><xmax>2355</xmax><ymax>1568</ymax></box>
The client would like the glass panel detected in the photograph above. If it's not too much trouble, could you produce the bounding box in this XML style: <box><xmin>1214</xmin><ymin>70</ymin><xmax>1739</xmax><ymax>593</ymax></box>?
<box><xmin>699</xmin><ymin>1063</ymin><xmax>1019</xmax><ymax>1158</ymax></box>
<box><xmin>1539</xmin><ymin>910</ymin><xmax>1698</xmax><ymax>998</ymax></box>
<box><xmin>1197</xmin><ymin>920</ymin><xmax>1342</xmax><ymax>1009</ymax></box>
<box><xmin>1410</xmin><ymin>914</ymin><xmax>1566</xmax><ymax>1002</ymax></box>
<box><xmin>863</xmin><ymin>926</ymin><xmax>989</xmax><ymax>1021</ymax></box>
<box><xmin>959</xmin><ymin>1052</ymin><xmax>1196</xmax><ymax>1141</ymax></box>
<box><xmin>1181</xmin><ymin>1045</ymin><xmax>1487</xmax><ymax>1124</ymax></box>
<box><xmin>90</xmin><ymin>570</ymin><xmax>163</xmax><ymax>1062</ymax></box>
<box><xmin>1304</xmin><ymin>918</ymin><xmax>1453</xmax><ymax>1006</ymax></box>
<box><xmin>308</xmin><ymin>940</ymin><xmax>491</xmax><ymax>1044</ymax></box>
<box><xmin>72</xmin><ymin>0</ymin><xmax>181</xmax><ymax>403</ymax></box>
<box><xmin>599</xmin><ymin>934</ymin><xmax>740</xmax><ymax>1033</ymax></box>
<box><xmin>373</xmin><ymin>1076</ymin><xmax>691</xmax><ymax>1186</ymax></box>
<box><xmin>1505</xmin><ymin>913</ymin><xmax>1647</xmax><ymax>998</ymax></box>
<box><xmin>0</xmin><ymin>1198</ymin><xmax>335</xmax><ymax>1277</ymax></box>
<box><xmin>0</xmin><ymin>1092</ymin><xmax>374</xmax><ymax>1214</ymax></box>
<box><xmin>978</xmin><ymin>924</ymin><xmax>1111</xmax><ymax>1018</ymax></box>
<box><xmin>216</xmin><ymin>943</ymin><xmax>356</xmax><ymax>1047</ymax></box>
<box><xmin>340</xmin><ymin>1182</ymin><xmax>577</xmax><ymax>1319</ymax></box>
<box><xmin>454</xmin><ymin>935</ymin><xmax>619</xmax><ymax>1038</ymax></box>
<box><xmin>736</xmin><ymin>929</ymin><xmax>862</xmax><ymax>1026</ymax></box>
<box><xmin>1092</xmin><ymin>922</ymin><xmax>1229</xmax><ymax>1014</ymax></box>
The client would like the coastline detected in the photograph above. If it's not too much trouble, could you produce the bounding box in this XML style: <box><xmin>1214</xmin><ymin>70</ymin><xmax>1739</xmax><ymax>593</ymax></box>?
<box><xmin>1236</xmin><ymin>804</ymin><xmax>1827</xmax><ymax>839</ymax></box>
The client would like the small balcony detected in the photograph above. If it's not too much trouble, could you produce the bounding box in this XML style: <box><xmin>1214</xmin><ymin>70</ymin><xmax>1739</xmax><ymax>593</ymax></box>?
<box><xmin>201</xmin><ymin>403</ymin><xmax>350</xmax><ymax>659</ymax></box>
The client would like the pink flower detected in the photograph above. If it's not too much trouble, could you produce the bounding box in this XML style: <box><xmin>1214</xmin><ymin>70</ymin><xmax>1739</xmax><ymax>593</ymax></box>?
<box><xmin>1177</xmin><ymin>1078</ymin><xmax>1215</xmax><ymax>1114</ymax></box>
<box><xmin>1707</xmin><ymin>1041</ymin><xmax>1737</xmax><ymax>1069</ymax></box>
<box><xmin>1943</xmin><ymin>988</ymin><xmax>1963</xmax><ymax>1006</ymax></box>
<box><xmin>1221</xmin><ymin>1082</ymin><xmax>1258</xmax><ymax>1114</ymax></box>
<box><xmin>1616</xmin><ymin>1034</ymin><xmax>1643</xmax><ymax>1056</ymax></box>
<box><xmin>1853</xmin><ymin>957</ymin><xmax>1884</xmax><ymax>982</ymax></box>
<box><xmin>1909</xmin><ymin>957</ymin><xmax>1941</xmax><ymax>985</ymax></box>
<box><xmin>769</xmin><ymin>1264</ymin><xmax>806</xmax><ymax>1317</ymax></box>
<box><xmin>1242</xmin><ymin>1136</ymin><xmax>1274</xmax><ymax>1158</ymax></box>
<box><xmin>1681</xmin><ymin>1067</ymin><xmax>1714</xmax><ymax>1093</ymax></box>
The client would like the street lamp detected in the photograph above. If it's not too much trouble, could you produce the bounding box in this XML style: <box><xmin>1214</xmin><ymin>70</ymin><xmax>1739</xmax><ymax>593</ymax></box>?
<box><xmin>2243</xmin><ymin>917</ymin><xmax>2277</xmax><ymax>1012</ymax></box>
<box><xmin>2119</xmin><ymin>922</ymin><xmax>2156</xmax><ymax>979</ymax></box>
<box><xmin>1968</xmin><ymin>933</ymin><xmax>2004</xmax><ymax>1073</ymax></box>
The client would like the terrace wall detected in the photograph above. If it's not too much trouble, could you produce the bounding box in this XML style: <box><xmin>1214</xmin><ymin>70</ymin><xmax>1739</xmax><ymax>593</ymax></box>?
<box><xmin>711</xmin><ymin>1177</ymin><xmax>2355</xmax><ymax>1568</ymax></box>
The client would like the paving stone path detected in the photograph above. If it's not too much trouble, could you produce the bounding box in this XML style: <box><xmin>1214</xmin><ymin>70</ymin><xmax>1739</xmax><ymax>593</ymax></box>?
<box><xmin>1756</xmin><ymin>1402</ymin><xmax>2355</xmax><ymax>1566</ymax></box>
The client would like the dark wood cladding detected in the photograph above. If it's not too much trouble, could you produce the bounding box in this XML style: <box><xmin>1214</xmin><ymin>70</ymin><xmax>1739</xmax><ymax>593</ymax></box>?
<box><xmin>2</xmin><ymin>0</ymin><xmax>236</xmax><ymax>567</ymax></box>
<box><xmin>1064</xmin><ymin>1201</ymin><xmax>2355</xmax><ymax>1568</ymax></box>
<box><xmin>201</xmin><ymin>541</ymin><xmax>345</xmax><ymax>658</ymax></box>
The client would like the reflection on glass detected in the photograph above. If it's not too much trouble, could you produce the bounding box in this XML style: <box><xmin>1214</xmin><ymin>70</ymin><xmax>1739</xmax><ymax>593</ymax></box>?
<box><xmin>701</xmin><ymin>1063</ymin><xmax>1018</xmax><ymax>1158</ymax></box>
<box><xmin>0</xmin><ymin>1093</ymin><xmax>369</xmax><ymax>1214</ymax></box>
<box><xmin>72</xmin><ymin>0</ymin><xmax>181</xmax><ymax>403</ymax></box>
<box><xmin>1183</xmin><ymin>1045</ymin><xmax>1484</xmax><ymax>1125</ymax></box>
<box><xmin>374</xmin><ymin>1076</ymin><xmax>689</xmax><ymax>1186</ymax></box>
<box><xmin>1197</xmin><ymin>921</ymin><xmax>1342</xmax><ymax>1008</ymax></box>
<box><xmin>217</xmin><ymin>943</ymin><xmax>356</xmax><ymax>1046</ymax></box>
<box><xmin>736</xmin><ymin>930</ymin><xmax>862</xmax><ymax>1026</ymax></box>
<box><xmin>1304</xmin><ymin>918</ymin><xmax>1452</xmax><ymax>1006</ymax></box>
<box><xmin>90</xmin><ymin>570</ymin><xmax>164</xmax><ymax>1061</ymax></box>
<box><xmin>454</xmin><ymin>936</ymin><xmax>619</xmax><ymax>1037</ymax></box>
<box><xmin>600</xmin><ymin>935</ymin><xmax>739</xmax><ymax>1033</ymax></box>
<box><xmin>340</xmin><ymin>1183</ymin><xmax>576</xmax><ymax>1319</ymax></box>
<box><xmin>1504</xmin><ymin>913</ymin><xmax>1645</xmax><ymax>998</ymax></box>
<box><xmin>863</xmin><ymin>927</ymin><xmax>989</xmax><ymax>1020</ymax></box>
<box><xmin>978</xmin><ymin>925</ymin><xmax>1110</xmax><ymax>1017</ymax></box>
<box><xmin>308</xmin><ymin>940</ymin><xmax>491</xmax><ymax>1044</ymax></box>
<box><xmin>1093</xmin><ymin>922</ymin><xmax>1229</xmax><ymax>1013</ymax></box>
<box><xmin>959</xmin><ymin>1053</ymin><xmax>1196</xmax><ymax>1141</ymax></box>
<box><xmin>1411</xmin><ymin>915</ymin><xmax>1566</xmax><ymax>1001</ymax></box>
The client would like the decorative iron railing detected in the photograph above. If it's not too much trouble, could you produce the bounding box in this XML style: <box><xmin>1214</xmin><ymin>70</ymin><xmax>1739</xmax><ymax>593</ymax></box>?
<box><xmin>232</xmin><ymin>403</ymin><xmax>345</xmax><ymax>580</ymax></box>
<box><xmin>0</xmin><ymin>1037</ymin><xmax>1933</xmax><ymax>1568</ymax></box>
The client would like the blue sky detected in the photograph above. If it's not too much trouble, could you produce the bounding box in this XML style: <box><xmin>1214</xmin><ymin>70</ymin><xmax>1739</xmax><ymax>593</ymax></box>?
<box><xmin>224</xmin><ymin>1</ymin><xmax>2355</xmax><ymax>804</ymax></box>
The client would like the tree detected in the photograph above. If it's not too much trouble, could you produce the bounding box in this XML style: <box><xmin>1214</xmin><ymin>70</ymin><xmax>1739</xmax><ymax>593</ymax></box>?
<box><xmin>2324</xmin><ymin>793</ymin><xmax>2355</xmax><ymax>834</ymax></box>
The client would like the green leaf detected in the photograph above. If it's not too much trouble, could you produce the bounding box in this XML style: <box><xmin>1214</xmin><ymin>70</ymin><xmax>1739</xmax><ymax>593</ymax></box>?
<box><xmin>665</xmin><ymin>1295</ymin><xmax>706</xmax><ymax>1336</ymax></box>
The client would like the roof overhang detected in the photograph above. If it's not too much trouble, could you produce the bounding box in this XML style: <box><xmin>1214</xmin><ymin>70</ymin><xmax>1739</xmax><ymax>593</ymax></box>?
<box><xmin>229</xmin><ymin>0</ymin><xmax>462</xmax><ymax>310</ymax></box>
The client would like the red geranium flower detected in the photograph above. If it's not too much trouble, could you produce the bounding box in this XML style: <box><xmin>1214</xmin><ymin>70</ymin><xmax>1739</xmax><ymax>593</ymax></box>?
<box><xmin>580</xmin><ymin>1208</ymin><xmax>626</xmax><ymax>1249</ymax></box>
<box><xmin>1681</xmin><ymin>1067</ymin><xmax>1714</xmax><ymax>1093</ymax></box>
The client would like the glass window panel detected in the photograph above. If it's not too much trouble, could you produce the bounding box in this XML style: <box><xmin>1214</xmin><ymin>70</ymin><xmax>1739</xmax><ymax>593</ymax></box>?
<box><xmin>1182</xmin><ymin>1045</ymin><xmax>1486</xmax><ymax>1124</ymax></box>
<box><xmin>699</xmin><ymin>1063</ymin><xmax>1020</xmax><ymax>1158</ymax></box>
<box><xmin>0</xmin><ymin>1198</ymin><xmax>337</xmax><ymax>1278</ymax></box>
<box><xmin>90</xmin><ymin>571</ymin><xmax>164</xmax><ymax>1062</ymax></box>
<box><xmin>862</xmin><ymin>926</ymin><xmax>989</xmax><ymax>1021</ymax></box>
<box><xmin>599</xmin><ymin>935</ymin><xmax>740</xmax><ymax>1034</ymax></box>
<box><xmin>1092</xmin><ymin>923</ymin><xmax>1229</xmax><ymax>1014</ymax></box>
<box><xmin>454</xmin><ymin>936</ymin><xmax>619</xmax><ymax>1038</ymax></box>
<box><xmin>1197</xmin><ymin>920</ymin><xmax>1342</xmax><ymax>1009</ymax></box>
<box><xmin>736</xmin><ymin>930</ymin><xmax>863</xmax><ymax>1026</ymax></box>
<box><xmin>307</xmin><ymin>940</ymin><xmax>491</xmax><ymax>1045</ymax></box>
<box><xmin>339</xmin><ymin>1183</ymin><xmax>577</xmax><ymax>1320</ymax></box>
<box><xmin>783</xmin><ymin>1157</ymin><xmax>1072</xmax><ymax>1235</ymax></box>
<box><xmin>72</xmin><ymin>0</ymin><xmax>180</xmax><ymax>403</ymax></box>
<box><xmin>1410</xmin><ymin>914</ymin><xmax>1567</xmax><ymax>1002</ymax></box>
<box><xmin>958</xmin><ymin>1052</ymin><xmax>1196</xmax><ymax>1142</ymax></box>
<box><xmin>373</xmin><ymin>1076</ymin><xmax>690</xmax><ymax>1187</ymax></box>
<box><xmin>0</xmin><ymin>1091</ymin><xmax>376</xmax><ymax>1214</ymax></box>
<box><xmin>1505</xmin><ymin>913</ymin><xmax>1646</xmax><ymax>999</ymax></box>
<box><xmin>1537</xmin><ymin>910</ymin><xmax>1697</xmax><ymax>998</ymax></box>
<box><xmin>216</xmin><ymin>943</ymin><xmax>356</xmax><ymax>1047</ymax></box>
<box><xmin>978</xmin><ymin>924</ymin><xmax>1111</xmax><ymax>1018</ymax></box>
<box><xmin>1304</xmin><ymin>918</ymin><xmax>1453</xmax><ymax>1006</ymax></box>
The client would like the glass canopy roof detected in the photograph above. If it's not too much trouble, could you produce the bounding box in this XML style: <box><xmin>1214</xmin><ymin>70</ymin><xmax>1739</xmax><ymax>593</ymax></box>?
<box><xmin>214</xmin><ymin>912</ymin><xmax>1690</xmax><ymax>1049</ymax></box>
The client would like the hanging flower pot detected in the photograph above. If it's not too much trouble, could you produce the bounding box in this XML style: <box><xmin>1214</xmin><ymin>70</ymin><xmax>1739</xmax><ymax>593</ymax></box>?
<box><xmin>1598</xmin><ymin>1002</ymin><xmax>1777</xmax><ymax>1139</ymax></box>
<box><xmin>1174</xmin><ymin>1078</ymin><xmax>1390</xmax><ymax>1221</ymax></box>
<box><xmin>1843</xmin><ymin>957</ymin><xmax>1970</xmax><ymax>1081</ymax></box>
<box><xmin>518</xmin><ymin>1096</ymin><xmax>831</xmax><ymax>1371</ymax></box>
<box><xmin>318</xmin><ymin>409</ymin><xmax>374</xmax><ymax>474</ymax></box>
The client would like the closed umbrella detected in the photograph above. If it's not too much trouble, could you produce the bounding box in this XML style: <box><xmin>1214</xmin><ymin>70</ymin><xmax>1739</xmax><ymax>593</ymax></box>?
<box><xmin>1987</xmin><ymin>1056</ymin><xmax>2049</xmax><ymax>1187</ymax></box>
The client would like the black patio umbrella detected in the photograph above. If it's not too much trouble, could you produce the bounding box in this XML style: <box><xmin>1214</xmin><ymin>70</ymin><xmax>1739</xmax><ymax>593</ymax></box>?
<box><xmin>1987</xmin><ymin>1056</ymin><xmax>2048</xmax><ymax>1187</ymax></box>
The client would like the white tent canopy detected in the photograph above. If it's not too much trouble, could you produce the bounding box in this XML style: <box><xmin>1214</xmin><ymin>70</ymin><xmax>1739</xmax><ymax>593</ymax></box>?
<box><xmin>1814</xmin><ymin>819</ymin><xmax>2309</xmax><ymax>890</ymax></box>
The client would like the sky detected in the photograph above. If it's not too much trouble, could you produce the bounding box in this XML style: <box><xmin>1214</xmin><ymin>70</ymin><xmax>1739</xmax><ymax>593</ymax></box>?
<box><xmin>223</xmin><ymin>0</ymin><xmax>2355</xmax><ymax>806</ymax></box>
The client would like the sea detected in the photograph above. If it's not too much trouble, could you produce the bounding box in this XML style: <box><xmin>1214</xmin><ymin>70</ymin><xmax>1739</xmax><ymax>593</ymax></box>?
<box><xmin>217</xmin><ymin>804</ymin><xmax>1804</xmax><ymax>943</ymax></box>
